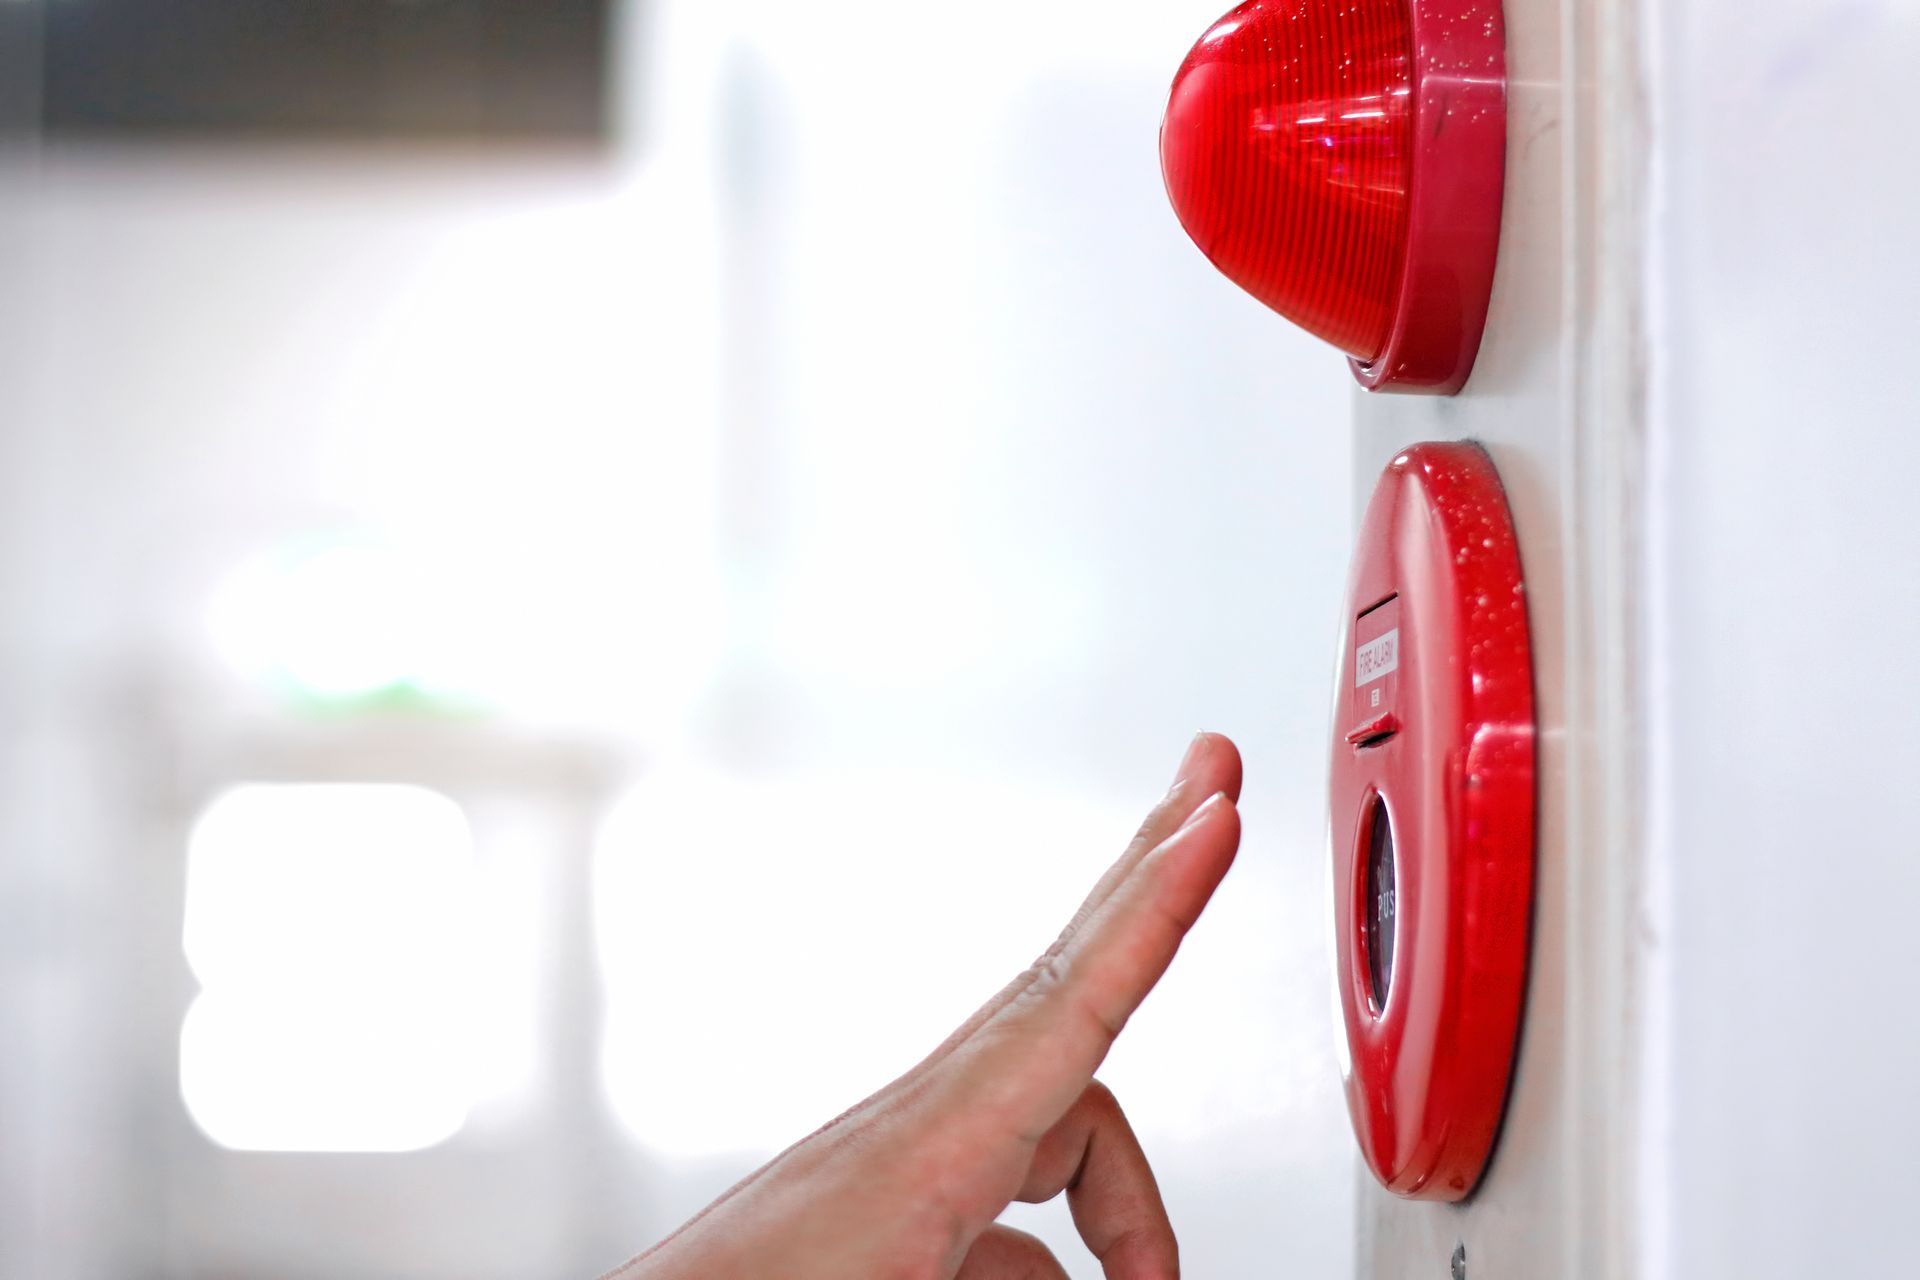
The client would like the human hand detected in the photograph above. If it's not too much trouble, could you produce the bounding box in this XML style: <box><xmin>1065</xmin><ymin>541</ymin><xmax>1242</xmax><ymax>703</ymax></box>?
<box><xmin>605</xmin><ymin>732</ymin><xmax>1243</xmax><ymax>1280</ymax></box>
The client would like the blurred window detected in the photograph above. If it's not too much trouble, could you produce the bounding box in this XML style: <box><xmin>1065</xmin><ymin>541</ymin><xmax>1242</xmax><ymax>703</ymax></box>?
<box><xmin>179</xmin><ymin>783</ymin><xmax>479</xmax><ymax>1152</ymax></box>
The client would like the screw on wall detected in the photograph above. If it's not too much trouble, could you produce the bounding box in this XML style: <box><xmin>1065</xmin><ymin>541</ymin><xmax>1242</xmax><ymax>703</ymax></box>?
<box><xmin>1450</xmin><ymin>1242</ymin><xmax>1468</xmax><ymax>1279</ymax></box>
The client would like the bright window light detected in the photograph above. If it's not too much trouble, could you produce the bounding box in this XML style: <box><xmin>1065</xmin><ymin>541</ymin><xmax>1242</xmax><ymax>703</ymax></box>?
<box><xmin>594</xmin><ymin>767</ymin><xmax>1130</xmax><ymax>1158</ymax></box>
<box><xmin>180</xmin><ymin>784</ymin><xmax>478</xmax><ymax>1152</ymax></box>
<box><xmin>207</xmin><ymin>542</ymin><xmax>444</xmax><ymax>703</ymax></box>
<box><xmin>207</xmin><ymin>525</ymin><xmax>724</xmax><ymax>727</ymax></box>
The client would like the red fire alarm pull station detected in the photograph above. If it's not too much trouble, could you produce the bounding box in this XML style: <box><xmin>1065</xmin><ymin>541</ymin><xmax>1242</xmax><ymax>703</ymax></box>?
<box><xmin>1160</xmin><ymin>0</ymin><xmax>1507</xmax><ymax>394</ymax></box>
<box><xmin>1331</xmin><ymin>442</ymin><xmax>1535</xmax><ymax>1199</ymax></box>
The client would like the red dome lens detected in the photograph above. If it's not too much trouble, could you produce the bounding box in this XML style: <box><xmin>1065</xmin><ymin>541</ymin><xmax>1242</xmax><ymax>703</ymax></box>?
<box><xmin>1161</xmin><ymin>0</ymin><xmax>1414</xmax><ymax>362</ymax></box>
<box><xmin>1161</xmin><ymin>0</ymin><xmax>1507</xmax><ymax>394</ymax></box>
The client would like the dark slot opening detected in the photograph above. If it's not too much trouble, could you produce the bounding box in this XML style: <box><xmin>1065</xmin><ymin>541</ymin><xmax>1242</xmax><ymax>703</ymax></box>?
<box><xmin>1365</xmin><ymin>796</ymin><xmax>1396</xmax><ymax>1012</ymax></box>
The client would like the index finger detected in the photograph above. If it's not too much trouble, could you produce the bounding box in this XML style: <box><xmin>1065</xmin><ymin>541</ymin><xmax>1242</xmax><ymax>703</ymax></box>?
<box><xmin>910</xmin><ymin>733</ymin><xmax>1242</xmax><ymax>1073</ymax></box>
<box><xmin>934</xmin><ymin>790</ymin><xmax>1242</xmax><ymax>1146</ymax></box>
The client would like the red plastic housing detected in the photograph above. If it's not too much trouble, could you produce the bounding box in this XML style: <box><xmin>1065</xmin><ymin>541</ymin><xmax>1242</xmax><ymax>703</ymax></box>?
<box><xmin>1330</xmin><ymin>442</ymin><xmax>1534</xmax><ymax>1199</ymax></box>
<box><xmin>1161</xmin><ymin>0</ymin><xmax>1506</xmax><ymax>394</ymax></box>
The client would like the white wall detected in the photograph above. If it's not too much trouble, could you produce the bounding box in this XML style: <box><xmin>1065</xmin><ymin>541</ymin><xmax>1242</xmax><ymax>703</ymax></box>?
<box><xmin>1349</xmin><ymin>1</ymin><xmax>1920</xmax><ymax>1275</ymax></box>
<box><xmin>1646</xmin><ymin>1</ymin><xmax>1920</xmax><ymax>1274</ymax></box>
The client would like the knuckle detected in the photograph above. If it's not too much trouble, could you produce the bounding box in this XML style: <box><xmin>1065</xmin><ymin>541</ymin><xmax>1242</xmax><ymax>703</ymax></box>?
<box><xmin>1020</xmin><ymin>949</ymin><xmax>1073</xmax><ymax>1001</ymax></box>
<box><xmin>1080</xmin><ymin>1077</ymin><xmax>1120</xmax><ymax>1116</ymax></box>
<box><xmin>1075</xmin><ymin>989</ymin><xmax>1129</xmax><ymax>1043</ymax></box>
<box><xmin>995</xmin><ymin>1226</ymin><xmax>1047</xmax><ymax>1252</ymax></box>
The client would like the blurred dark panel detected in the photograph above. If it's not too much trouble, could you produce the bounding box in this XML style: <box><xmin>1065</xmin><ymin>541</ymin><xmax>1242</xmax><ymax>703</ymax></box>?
<box><xmin>41</xmin><ymin>0</ymin><xmax>615</xmax><ymax>142</ymax></box>
<box><xmin>0</xmin><ymin>5</ymin><xmax>44</xmax><ymax>134</ymax></box>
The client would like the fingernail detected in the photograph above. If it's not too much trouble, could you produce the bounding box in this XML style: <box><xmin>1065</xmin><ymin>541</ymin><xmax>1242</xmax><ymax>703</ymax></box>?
<box><xmin>1176</xmin><ymin>790</ymin><xmax>1230</xmax><ymax>832</ymax></box>
<box><xmin>1172</xmin><ymin>732</ymin><xmax>1210</xmax><ymax>788</ymax></box>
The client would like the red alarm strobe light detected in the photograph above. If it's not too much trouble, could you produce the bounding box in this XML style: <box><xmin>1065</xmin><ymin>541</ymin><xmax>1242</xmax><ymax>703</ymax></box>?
<box><xmin>1160</xmin><ymin>0</ymin><xmax>1507</xmax><ymax>394</ymax></box>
